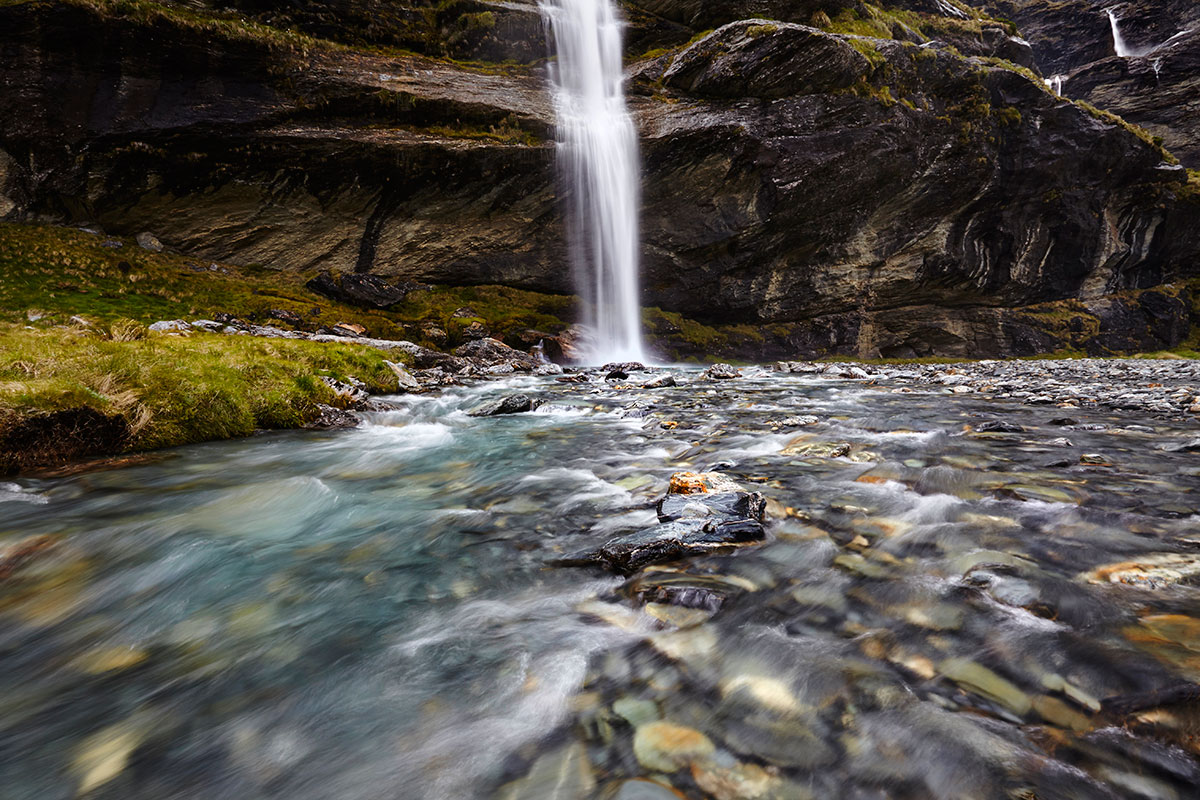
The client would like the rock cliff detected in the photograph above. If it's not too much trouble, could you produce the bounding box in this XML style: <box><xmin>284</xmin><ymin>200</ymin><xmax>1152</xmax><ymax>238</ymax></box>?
<box><xmin>0</xmin><ymin>0</ymin><xmax>1198</xmax><ymax>360</ymax></box>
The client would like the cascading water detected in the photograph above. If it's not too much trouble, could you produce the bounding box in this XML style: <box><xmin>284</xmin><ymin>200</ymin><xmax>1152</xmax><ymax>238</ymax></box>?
<box><xmin>1107</xmin><ymin>8</ymin><xmax>1131</xmax><ymax>57</ymax></box>
<box><xmin>540</xmin><ymin>0</ymin><xmax>646</xmax><ymax>364</ymax></box>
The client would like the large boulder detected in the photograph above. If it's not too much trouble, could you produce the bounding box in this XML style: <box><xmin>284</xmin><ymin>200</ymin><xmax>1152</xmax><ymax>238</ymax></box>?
<box><xmin>662</xmin><ymin>21</ymin><xmax>869</xmax><ymax>99</ymax></box>
<box><xmin>306</xmin><ymin>270</ymin><xmax>416</xmax><ymax>309</ymax></box>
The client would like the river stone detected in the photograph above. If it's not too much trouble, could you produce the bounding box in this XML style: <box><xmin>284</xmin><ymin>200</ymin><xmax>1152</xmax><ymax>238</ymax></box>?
<box><xmin>719</xmin><ymin>675</ymin><xmax>799</xmax><ymax>714</ymax></box>
<box><xmin>704</xmin><ymin>363</ymin><xmax>740</xmax><ymax>380</ymax></box>
<box><xmin>643</xmin><ymin>374</ymin><xmax>677</xmax><ymax>388</ymax></box>
<box><xmin>668</xmin><ymin>471</ymin><xmax>743</xmax><ymax>495</ymax></box>
<box><xmin>613</xmin><ymin>697</ymin><xmax>660</xmax><ymax>727</ymax></box>
<box><xmin>385</xmin><ymin>360</ymin><xmax>423</xmax><ymax>393</ymax></box>
<box><xmin>601</xmin><ymin>361</ymin><xmax>646</xmax><ymax>373</ymax></box>
<box><xmin>496</xmin><ymin>742</ymin><xmax>595</xmax><ymax>800</ymax></box>
<box><xmin>633</xmin><ymin>721</ymin><xmax>715</xmax><ymax>773</ymax></box>
<box><xmin>719</xmin><ymin>714</ymin><xmax>835</xmax><ymax>769</ymax></box>
<box><xmin>467</xmin><ymin>394</ymin><xmax>542</xmax><ymax>417</ymax></box>
<box><xmin>656</xmin><ymin>491</ymin><xmax>765</xmax><ymax>524</ymax></box>
<box><xmin>662</xmin><ymin>20</ymin><xmax>868</xmax><ymax>99</ymax></box>
<box><xmin>1082</xmin><ymin>553</ymin><xmax>1200</xmax><ymax>588</ymax></box>
<box><xmin>939</xmin><ymin>658</ymin><xmax>1031</xmax><ymax>715</ymax></box>
<box><xmin>612</xmin><ymin>779</ymin><xmax>685</xmax><ymax>800</ymax></box>
<box><xmin>690</xmin><ymin>756</ymin><xmax>777</xmax><ymax>800</ymax></box>
<box><xmin>553</xmin><ymin>519</ymin><xmax>765</xmax><ymax>573</ymax></box>
<box><xmin>973</xmin><ymin>420</ymin><xmax>1025</xmax><ymax>433</ymax></box>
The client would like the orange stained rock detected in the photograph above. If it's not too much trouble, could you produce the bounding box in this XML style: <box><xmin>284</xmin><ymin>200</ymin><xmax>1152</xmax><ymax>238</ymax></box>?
<box><xmin>668</xmin><ymin>472</ymin><xmax>710</xmax><ymax>494</ymax></box>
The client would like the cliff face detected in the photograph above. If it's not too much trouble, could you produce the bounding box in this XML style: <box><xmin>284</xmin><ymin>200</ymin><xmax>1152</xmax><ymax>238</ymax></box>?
<box><xmin>979</xmin><ymin>0</ymin><xmax>1200</xmax><ymax>168</ymax></box>
<box><xmin>1</xmin><ymin>0</ymin><xmax>1198</xmax><ymax>360</ymax></box>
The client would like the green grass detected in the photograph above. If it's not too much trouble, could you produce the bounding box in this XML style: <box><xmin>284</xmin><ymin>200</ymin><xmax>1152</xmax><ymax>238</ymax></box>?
<box><xmin>0</xmin><ymin>322</ymin><xmax>404</xmax><ymax>471</ymax></box>
<box><xmin>0</xmin><ymin>222</ymin><xmax>573</xmax><ymax>349</ymax></box>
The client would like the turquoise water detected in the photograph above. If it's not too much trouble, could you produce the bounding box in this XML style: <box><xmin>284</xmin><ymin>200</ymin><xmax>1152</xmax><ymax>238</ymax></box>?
<box><xmin>2</xmin><ymin>369</ymin><xmax>1200</xmax><ymax>798</ymax></box>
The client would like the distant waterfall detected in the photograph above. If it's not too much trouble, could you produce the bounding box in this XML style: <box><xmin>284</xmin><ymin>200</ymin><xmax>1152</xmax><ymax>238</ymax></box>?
<box><xmin>1107</xmin><ymin>8</ymin><xmax>1131</xmax><ymax>57</ymax></box>
<box><xmin>540</xmin><ymin>0</ymin><xmax>646</xmax><ymax>364</ymax></box>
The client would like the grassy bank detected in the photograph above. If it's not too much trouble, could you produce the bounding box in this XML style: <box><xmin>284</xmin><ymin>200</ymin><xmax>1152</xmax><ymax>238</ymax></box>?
<box><xmin>0</xmin><ymin>323</ymin><xmax>403</xmax><ymax>473</ymax></box>
<box><xmin>0</xmin><ymin>222</ymin><xmax>574</xmax><ymax>349</ymax></box>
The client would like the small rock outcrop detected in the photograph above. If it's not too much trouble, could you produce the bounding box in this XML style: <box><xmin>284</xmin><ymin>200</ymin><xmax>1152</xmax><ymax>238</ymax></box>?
<box><xmin>662</xmin><ymin>20</ymin><xmax>869</xmax><ymax>98</ymax></box>
<box><xmin>305</xmin><ymin>270</ymin><xmax>416</xmax><ymax>309</ymax></box>
<box><xmin>554</xmin><ymin>471</ymin><xmax>767</xmax><ymax>573</ymax></box>
<box><xmin>466</xmin><ymin>394</ymin><xmax>542</xmax><ymax>417</ymax></box>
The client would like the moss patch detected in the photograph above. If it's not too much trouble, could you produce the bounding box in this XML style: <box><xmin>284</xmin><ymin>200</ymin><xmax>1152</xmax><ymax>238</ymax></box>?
<box><xmin>0</xmin><ymin>322</ymin><xmax>403</xmax><ymax>472</ymax></box>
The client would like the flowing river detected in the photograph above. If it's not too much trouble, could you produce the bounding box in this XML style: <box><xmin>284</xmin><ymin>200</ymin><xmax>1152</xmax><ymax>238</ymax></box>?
<box><xmin>3</xmin><ymin>366</ymin><xmax>1200</xmax><ymax>799</ymax></box>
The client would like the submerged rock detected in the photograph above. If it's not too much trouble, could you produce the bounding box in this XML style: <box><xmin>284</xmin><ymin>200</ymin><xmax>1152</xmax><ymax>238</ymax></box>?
<box><xmin>466</xmin><ymin>394</ymin><xmax>542</xmax><ymax>417</ymax></box>
<box><xmin>304</xmin><ymin>404</ymin><xmax>359</xmax><ymax>430</ymax></box>
<box><xmin>1082</xmin><ymin>553</ymin><xmax>1200</xmax><ymax>588</ymax></box>
<box><xmin>633</xmin><ymin>721</ymin><xmax>715</xmax><ymax>773</ymax></box>
<box><xmin>656</xmin><ymin>491</ymin><xmax>765</xmax><ymax>524</ymax></box>
<box><xmin>554</xmin><ymin>519</ymin><xmax>765</xmax><ymax>574</ymax></box>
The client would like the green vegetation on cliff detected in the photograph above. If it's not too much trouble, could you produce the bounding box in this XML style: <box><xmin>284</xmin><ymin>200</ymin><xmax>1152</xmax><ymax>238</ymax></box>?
<box><xmin>0</xmin><ymin>223</ymin><xmax>572</xmax><ymax>350</ymax></box>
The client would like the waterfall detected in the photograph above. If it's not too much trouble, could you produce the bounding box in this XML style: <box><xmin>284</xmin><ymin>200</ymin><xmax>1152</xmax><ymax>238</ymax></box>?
<box><xmin>540</xmin><ymin>0</ymin><xmax>646</xmax><ymax>365</ymax></box>
<box><xmin>1107</xmin><ymin>8</ymin><xmax>1131</xmax><ymax>57</ymax></box>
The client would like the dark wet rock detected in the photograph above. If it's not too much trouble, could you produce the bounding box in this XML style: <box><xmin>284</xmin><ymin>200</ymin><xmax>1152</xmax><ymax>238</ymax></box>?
<box><xmin>974</xmin><ymin>420</ymin><xmax>1026</xmax><ymax>433</ymax></box>
<box><xmin>705</xmin><ymin>363</ymin><xmax>740</xmax><ymax>380</ymax></box>
<box><xmin>642</xmin><ymin>374</ymin><xmax>676</xmax><ymax>389</ymax></box>
<box><xmin>1163</xmin><ymin>438</ymin><xmax>1200</xmax><ymax>453</ymax></box>
<box><xmin>553</xmin><ymin>518</ymin><xmax>765</xmax><ymax>574</ymax></box>
<box><xmin>601</xmin><ymin>362</ymin><xmax>646</xmax><ymax>373</ymax></box>
<box><xmin>305</xmin><ymin>270</ymin><xmax>416</xmax><ymax>309</ymax></box>
<box><xmin>320</xmin><ymin>376</ymin><xmax>370</xmax><ymax>408</ymax></box>
<box><xmin>455</xmin><ymin>337</ymin><xmax>541</xmax><ymax>370</ymax></box>
<box><xmin>719</xmin><ymin>713</ymin><xmax>836</xmax><ymax>769</ymax></box>
<box><xmin>661</xmin><ymin>20</ymin><xmax>869</xmax><ymax>99</ymax></box>
<box><xmin>304</xmin><ymin>404</ymin><xmax>359</xmax><ymax>430</ymax></box>
<box><xmin>462</xmin><ymin>320</ymin><xmax>490</xmax><ymax>340</ymax></box>
<box><xmin>268</xmin><ymin>308</ymin><xmax>304</xmax><ymax>327</ymax></box>
<box><xmin>466</xmin><ymin>394</ymin><xmax>542</xmax><ymax>417</ymax></box>
<box><xmin>606</xmin><ymin>369</ymin><xmax>629</xmax><ymax>380</ymax></box>
<box><xmin>656</xmin><ymin>491</ymin><xmax>766</xmax><ymax>524</ymax></box>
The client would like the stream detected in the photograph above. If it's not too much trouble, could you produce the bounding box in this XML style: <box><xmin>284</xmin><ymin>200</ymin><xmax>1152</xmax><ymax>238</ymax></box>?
<box><xmin>3</xmin><ymin>366</ymin><xmax>1200</xmax><ymax>799</ymax></box>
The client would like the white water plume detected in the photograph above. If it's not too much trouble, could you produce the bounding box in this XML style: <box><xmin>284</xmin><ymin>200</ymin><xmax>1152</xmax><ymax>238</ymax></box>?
<box><xmin>540</xmin><ymin>0</ymin><xmax>647</xmax><ymax>364</ymax></box>
<box><xmin>1107</xmin><ymin>8</ymin><xmax>1132</xmax><ymax>57</ymax></box>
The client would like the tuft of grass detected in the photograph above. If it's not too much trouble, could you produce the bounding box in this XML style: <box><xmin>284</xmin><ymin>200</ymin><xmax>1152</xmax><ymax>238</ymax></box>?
<box><xmin>0</xmin><ymin>323</ymin><xmax>405</xmax><ymax>472</ymax></box>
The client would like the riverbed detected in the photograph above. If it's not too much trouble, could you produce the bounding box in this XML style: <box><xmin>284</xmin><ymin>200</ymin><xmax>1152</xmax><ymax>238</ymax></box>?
<box><xmin>3</xmin><ymin>362</ymin><xmax>1200</xmax><ymax>799</ymax></box>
